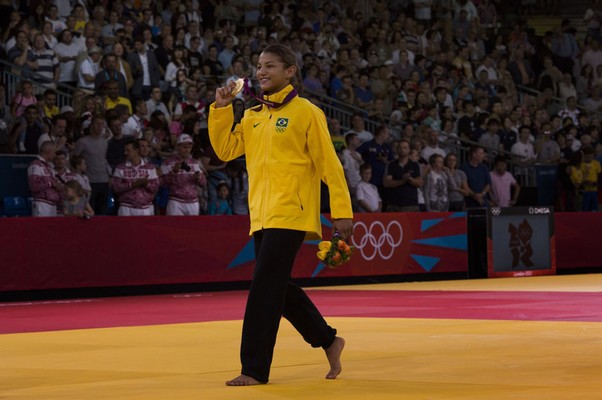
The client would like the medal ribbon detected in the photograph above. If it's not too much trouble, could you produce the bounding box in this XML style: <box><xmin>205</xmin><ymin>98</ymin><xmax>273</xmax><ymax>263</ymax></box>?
<box><xmin>242</xmin><ymin>78</ymin><xmax>297</xmax><ymax>108</ymax></box>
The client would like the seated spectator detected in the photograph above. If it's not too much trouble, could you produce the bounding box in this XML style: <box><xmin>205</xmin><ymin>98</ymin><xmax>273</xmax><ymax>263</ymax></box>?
<box><xmin>28</xmin><ymin>141</ymin><xmax>62</xmax><ymax>216</ymax></box>
<box><xmin>111</xmin><ymin>140</ymin><xmax>160</xmax><ymax>216</ymax></box>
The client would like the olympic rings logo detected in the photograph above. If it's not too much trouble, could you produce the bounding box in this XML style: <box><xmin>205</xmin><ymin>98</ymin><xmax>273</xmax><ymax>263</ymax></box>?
<box><xmin>351</xmin><ymin>221</ymin><xmax>403</xmax><ymax>261</ymax></box>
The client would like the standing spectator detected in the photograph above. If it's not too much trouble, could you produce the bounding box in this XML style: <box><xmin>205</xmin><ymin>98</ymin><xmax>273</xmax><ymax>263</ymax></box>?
<box><xmin>8</xmin><ymin>30</ymin><xmax>37</xmax><ymax>72</ymax></box>
<box><xmin>421</xmin><ymin>127</ymin><xmax>447</xmax><ymax>161</ymax></box>
<box><xmin>78</xmin><ymin>46</ymin><xmax>103</xmax><ymax>91</ymax></box>
<box><xmin>104</xmin><ymin>80</ymin><xmax>133</xmax><ymax>114</ymax></box>
<box><xmin>41</xmin><ymin>89</ymin><xmax>59</xmax><ymax>119</ymax></box>
<box><xmin>511</xmin><ymin>125</ymin><xmax>537</xmax><ymax>175</ymax></box>
<box><xmin>423</xmin><ymin>153</ymin><xmax>456</xmax><ymax>211</ymax></box>
<box><xmin>345</xmin><ymin>112</ymin><xmax>373</xmax><ymax>144</ymax></box>
<box><xmin>444</xmin><ymin>153</ymin><xmax>470</xmax><ymax>211</ymax></box>
<box><xmin>342</xmin><ymin>132</ymin><xmax>363</xmax><ymax>197</ymax></box>
<box><xmin>489</xmin><ymin>156</ymin><xmax>520</xmax><ymax>207</ymax></box>
<box><xmin>358</xmin><ymin>125</ymin><xmax>392</xmax><ymax>203</ymax></box>
<box><xmin>101</xmin><ymin>10</ymin><xmax>124</xmax><ymax>49</ymax></box>
<box><xmin>73</xmin><ymin>115</ymin><xmax>110</xmax><ymax>215</ymax></box>
<box><xmin>356</xmin><ymin>163</ymin><xmax>382</xmax><ymax>212</ymax></box>
<box><xmin>218</xmin><ymin>35</ymin><xmax>237</xmax><ymax>71</ymax></box>
<box><xmin>478</xmin><ymin>118</ymin><xmax>502</xmax><ymax>165</ymax></box>
<box><xmin>111</xmin><ymin>140</ymin><xmax>160</xmax><ymax>216</ymax></box>
<box><xmin>383</xmin><ymin>139</ymin><xmax>423</xmax><ymax>212</ymax></box>
<box><xmin>95</xmin><ymin>53</ymin><xmax>128</xmax><ymax>97</ymax></box>
<box><xmin>70</xmin><ymin>154</ymin><xmax>91</xmax><ymax>201</ymax></box>
<box><xmin>551</xmin><ymin>27</ymin><xmax>579</xmax><ymax>75</ymax></box>
<box><xmin>128</xmin><ymin>36</ymin><xmax>162</xmax><ymax>100</ymax></box>
<box><xmin>29</xmin><ymin>33</ymin><xmax>59</xmax><ymax>89</ymax></box>
<box><xmin>460</xmin><ymin>145</ymin><xmax>492</xmax><ymax>208</ymax></box>
<box><xmin>208</xmin><ymin>181</ymin><xmax>233</xmax><ymax>215</ymax></box>
<box><xmin>28</xmin><ymin>141</ymin><xmax>62</xmax><ymax>216</ymax></box>
<box><xmin>37</xmin><ymin>114</ymin><xmax>69</xmax><ymax>153</ymax></box>
<box><xmin>13</xmin><ymin>105</ymin><xmax>43</xmax><ymax>154</ymax></box>
<box><xmin>225</xmin><ymin>160</ymin><xmax>249</xmax><ymax>215</ymax></box>
<box><xmin>54</xmin><ymin>30</ymin><xmax>80</xmax><ymax>88</ymax></box>
<box><xmin>106</xmin><ymin>114</ymin><xmax>127</xmax><ymax>171</ymax></box>
<box><xmin>62</xmin><ymin>180</ymin><xmax>95</xmax><ymax>218</ymax></box>
<box><xmin>146</xmin><ymin>86</ymin><xmax>171</xmax><ymax>123</ymax></box>
<box><xmin>580</xmin><ymin>145</ymin><xmax>602</xmax><ymax>211</ymax></box>
<box><xmin>161</xmin><ymin>134</ymin><xmax>206</xmax><ymax>216</ymax></box>
<box><xmin>10</xmin><ymin>80</ymin><xmax>37</xmax><ymax>123</ymax></box>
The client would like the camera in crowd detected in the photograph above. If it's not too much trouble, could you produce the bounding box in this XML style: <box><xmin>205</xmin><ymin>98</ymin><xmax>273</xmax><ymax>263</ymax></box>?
<box><xmin>180</xmin><ymin>161</ymin><xmax>191</xmax><ymax>172</ymax></box>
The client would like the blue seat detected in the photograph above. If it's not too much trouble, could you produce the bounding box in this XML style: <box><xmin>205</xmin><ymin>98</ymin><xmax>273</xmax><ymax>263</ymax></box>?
<box><xmin>2</xmin><ymin>196</ymin><xmax>31</xmax><ymax>217</ymax></box>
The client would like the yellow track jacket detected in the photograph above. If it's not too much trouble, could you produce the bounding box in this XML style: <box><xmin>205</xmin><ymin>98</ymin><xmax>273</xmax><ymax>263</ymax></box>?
<box><xmin>208</xmin><ymin>85</ymin><xmax>352</xmax><ymax>240</ymax></box>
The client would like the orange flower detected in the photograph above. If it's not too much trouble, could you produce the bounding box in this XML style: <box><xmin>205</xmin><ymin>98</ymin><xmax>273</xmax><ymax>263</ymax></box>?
<box><xmin>331</xmin><ymin>251</ymin><xmax>342</xmax><ymax>264</ymax></box>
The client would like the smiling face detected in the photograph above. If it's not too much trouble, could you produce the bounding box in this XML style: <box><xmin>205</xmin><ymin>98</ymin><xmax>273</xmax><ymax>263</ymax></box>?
<box><xmin>256</xmin><ymin>51</ymin><xmax>296</xmax><ymax>94</ymax></box>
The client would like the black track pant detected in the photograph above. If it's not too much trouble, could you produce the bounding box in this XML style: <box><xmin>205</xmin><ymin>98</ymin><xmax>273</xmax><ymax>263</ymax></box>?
<box><xmin>240</xmin><ymin>228</ymin><xmax>337</xmax><ymax>383</ymax></box>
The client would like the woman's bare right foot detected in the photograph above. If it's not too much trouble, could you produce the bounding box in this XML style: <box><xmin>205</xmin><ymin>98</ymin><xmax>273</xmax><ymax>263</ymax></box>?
<box><xmin>225</xmin><ymin>374</ymin><xmax>264</xmax><ymax>386</ymax></box>
<box><xmin>325</xmin><ymin>336</ymin><xmax>345</xmax><ymax>379</ymax></box>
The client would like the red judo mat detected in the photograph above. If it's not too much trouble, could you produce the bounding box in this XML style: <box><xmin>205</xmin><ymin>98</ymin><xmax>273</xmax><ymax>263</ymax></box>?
<box><xmin>2</xmin><ymin>289</ymin><xmax>602</xmax><ymax>334</ymax></box>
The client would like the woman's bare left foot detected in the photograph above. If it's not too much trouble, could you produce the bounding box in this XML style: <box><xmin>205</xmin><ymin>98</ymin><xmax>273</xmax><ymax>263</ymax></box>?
<box><xmin>225</xmin><ymin>374</ymin><xmax>263</xmax><ymax>386</ymax></box>
<box><xmin>325</xmin><ymin>336</ymin><xmax>345</xmax><ymax>379</ymax></box>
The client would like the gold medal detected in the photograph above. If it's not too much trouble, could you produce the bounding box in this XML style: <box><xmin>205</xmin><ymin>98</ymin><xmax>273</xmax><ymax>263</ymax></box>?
<box><xmin>231</xmin><ymin>78</ymin><xmax>245</xmax><ymax>95</ymax></box>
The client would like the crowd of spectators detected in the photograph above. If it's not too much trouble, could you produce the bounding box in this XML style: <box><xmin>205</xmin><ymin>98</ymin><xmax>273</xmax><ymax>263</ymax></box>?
<box><xmin>0</xmin><ymin>0</ymin><xmax>601</xmax><ymax>217</ymax></box>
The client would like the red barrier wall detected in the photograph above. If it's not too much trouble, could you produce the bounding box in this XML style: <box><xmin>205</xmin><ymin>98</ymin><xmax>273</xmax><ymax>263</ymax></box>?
<box><xmin>0</xmin><ymin>212</ymin><xmax>598</xmax><ymax>292</ymax></box>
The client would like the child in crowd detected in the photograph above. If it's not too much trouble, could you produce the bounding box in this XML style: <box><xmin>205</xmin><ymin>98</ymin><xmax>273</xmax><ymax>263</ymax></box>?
<box><xmin>489</xmin><ymin>156</ymin><xmax>521</xmax><ymax>207</ymax></box>
<box><xmin>423</xmin><ymin>153</ymin><xmax>456</xmax><ymax>211</ymax></box>
<box><xmin>208</xmin><ymin>181</ymin><xmax>233</xmax><ymax>215</ymax></box>
<box><xmin>356</xmin><ymin>163</ymin><xmax>382</xmax><ymax>212</ymax></box>
<box><xmin>63</xmin><ymin>180</ymin><xmax>94</xmax><ymax>218</ymax></box>
<box><xmin>69</xmin><ymin>154</ymin><xmax>91</xmax><ymax>201</ymax></box>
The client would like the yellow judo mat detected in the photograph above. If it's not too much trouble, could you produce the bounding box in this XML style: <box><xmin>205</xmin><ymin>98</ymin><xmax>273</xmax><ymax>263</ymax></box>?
<box><xmin>2</xmin><ymin>274</ymin><xmax>602</xmax><ymax>400</ymax></box>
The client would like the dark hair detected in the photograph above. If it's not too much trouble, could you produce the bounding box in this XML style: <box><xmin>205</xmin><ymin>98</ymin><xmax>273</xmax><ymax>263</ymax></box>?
<box><xmin>429</xmin><ymin>153</ymin><xmax>443</xmax><ymax>165</ymax></box>
<box><xmin>70</xmin><ymin>154</ymin><xmax>84</xmax><ymax>169</ymax></box>
<box><xmin>494</xmin><ymin>155</ymin><xmax>508</xmax><ymax>165</ymax></box>
<box><xmin>360</xmin><ymin>163</ymin><xmax>372</xmax><ymax>172</ymax></box>
<box><xmin>261</xmin><ymin>44</ymin><xmax>303</xmax><ymax>93</ymax></box>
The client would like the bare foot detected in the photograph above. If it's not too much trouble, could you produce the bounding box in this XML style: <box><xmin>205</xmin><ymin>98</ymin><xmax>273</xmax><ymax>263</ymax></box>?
<box><xmin>225</xmin><ymin>374</ymin><xmax>264</xmax><ymax>386</ymax></box>
<box><xmin>324</xmin><ymin>336</ymin><xmax>345</xmax><ymax>379</ymax></box>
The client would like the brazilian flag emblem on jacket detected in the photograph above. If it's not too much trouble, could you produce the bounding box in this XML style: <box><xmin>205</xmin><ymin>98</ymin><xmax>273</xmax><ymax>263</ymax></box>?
<box><xmin>275</xmin><ymin>118</ymin><xmax>289</xmax><ymax>133</ymax></box>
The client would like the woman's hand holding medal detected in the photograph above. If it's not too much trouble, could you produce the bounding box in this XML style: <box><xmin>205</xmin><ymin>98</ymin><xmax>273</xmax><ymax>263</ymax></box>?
<box><xmin>215</xmin><ymin>78</ymin><xmax>245</xmax><ymax>108</ymax></box>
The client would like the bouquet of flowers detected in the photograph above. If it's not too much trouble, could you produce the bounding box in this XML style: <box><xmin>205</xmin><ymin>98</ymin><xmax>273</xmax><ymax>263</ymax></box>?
<box><xmin>316</xmin><ymin>234</ymin><xmax>353</xmax><ymax>268</ymax></box>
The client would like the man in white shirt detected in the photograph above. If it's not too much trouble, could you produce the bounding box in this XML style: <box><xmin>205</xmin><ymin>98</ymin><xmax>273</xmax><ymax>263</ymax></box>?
<box><xmin>78</xmin><ymin>46</ymin><xmax>102</xmax><ymax>90</ymax></box>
